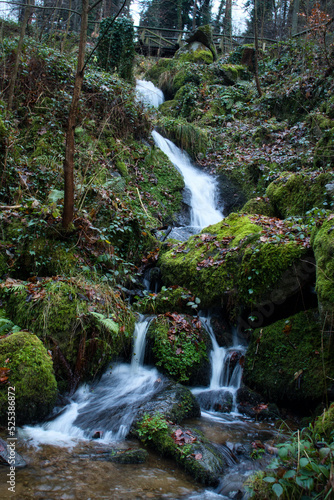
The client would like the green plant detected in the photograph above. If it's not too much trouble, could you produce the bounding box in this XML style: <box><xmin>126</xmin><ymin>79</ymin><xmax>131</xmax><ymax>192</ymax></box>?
<box><xmin>96</xmin><ymin>17</ymin><xmax>135</xmax><ymax>82</ymax></box>
<box><xmin>136</xmin><ymin>412</ymin><xmax>169</xmax><ymax>442</ymax></box>
<box><xmin>246</xmin><ymin>424</ymin><xmax>334</xmax><ymax>499</ymax></box>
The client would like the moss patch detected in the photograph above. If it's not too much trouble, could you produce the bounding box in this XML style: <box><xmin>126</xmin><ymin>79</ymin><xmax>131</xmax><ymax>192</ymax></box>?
<box><xmin>0</xmin><ymin>277</ymin><xmax>135</xmax><ymax>391</ymax></box>
<box><xmin>147</xmin><ymin>313</ymin><xmax>209</xmax><ymax>384</ymax></box>
<box><xmin>0</xmin><ymin>331</ymin><xmax>57</xmax><ymax>425</ymax></box>
<box><xmin>311</xmin><ymin>215</ymin><xmax>334</xmax><ymax>327</ymax></box>
<box><xmin>243</xmin><ymin>310</ymin><xmax>334</xmax><ymax>409</ymax></box>
<box><xmin>265</xmin><ymin>171</ymin><xmax>333</xmax><ymax>218</ymax></box>
<box><xmin>159</xmin><ymin>213</ymin><xmax>310</xmax><ymax>314</ymax></box>
<box><xmin>313</xmin><ymin>403</ymin><xmax>334</xmax><ymax>439</ymax></box>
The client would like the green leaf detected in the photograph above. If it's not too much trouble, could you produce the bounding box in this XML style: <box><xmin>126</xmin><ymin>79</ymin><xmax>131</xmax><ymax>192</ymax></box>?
<box><xmin>272</xmin><ymin>483</ymin><xmax>283</xmax><ymax>498</ymax></box>
<box><xmin>248</xmin><ymin>288</ymin><xmax>254</xmax><ymax>294</ymax></box>
<box><xmin>283</xmin><ymin>470</ymin><xmax>295</xmax><ymax>479</ymax></box>
<box><xmin>299</xmin><ymin>457</ymin><xmax>309</xmax><ymax>468</ymax></box>
<box><xmin>195</xmin><ymin>297</ymin><xmax>201</xmax><ymax>304</ymax></box>
<box><xmin>90</xmin><ymin>312</ymin><xmax>119</xmax><ymax>334</ymax></box>
<box><xmin>48</xmin><ymin>189</ymin><xmax>64</xmax><ymax>203</ymax></box>
<box><xmin>263</xmin><ymin>476</ymin><xmax>276</xmax><ymax>483</ymax></box>
<box><xmin>319</xmin><ymin>447</ymin><xmax>330</xmax><ymax>459</ymax></box>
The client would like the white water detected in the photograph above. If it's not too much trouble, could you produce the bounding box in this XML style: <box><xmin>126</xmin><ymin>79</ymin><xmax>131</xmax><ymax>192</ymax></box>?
<box><xmin>135</xmin><ymin>80</ymin><xmax>223</xmax><ymax>236</ymax></box>
<box><xmin>193</xmin><ymin>317</ymin><xmax>246</xmax><ymax>414</ymax></box>
<box><xmin>152</xmin><ymin>131</ymin><xmax>223</xmax><ymax>230</ymax></box>
<box><xmin>21</xmin><ymin>317</ymin><xmax>161</xmax><ymax>447</ymax></box>
<box><xmin>135</xmin><ymin>79</ymin><xmax>164</xmax><ymax>108</ymax></box>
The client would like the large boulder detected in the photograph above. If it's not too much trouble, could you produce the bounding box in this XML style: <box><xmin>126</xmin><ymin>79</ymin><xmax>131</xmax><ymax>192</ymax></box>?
<box><xmin>181</xmin><ymin>24</ymin><xmax>217</xmax><ymax>62</ymax></box>
<box><xmin>159</xmin><ymin>213</ymin><xmax>314</xmax><ymax>324</ymax></box>
<box><xmin>243</xmin><ymin>310</ymin><xmax>334</xmax><ymax>410</ymax></box>
<box><xmin>0</xmin><ymin>277</ymin><xmax>135</xmax><ymax>392</ymax></box>
<box><xmin>311</xmin><ymin>214</ymin><xmax>334</xmax><ymax>331</ymax></box>
<box><xmin>265</xmin><ymin>171</ymin><xmax>333</xmax><ymax>218</ymax></box>
<box><xmin>0</xmin><ymin>332</ymin><xmax>57</xmax><ymax>425</ymax></box>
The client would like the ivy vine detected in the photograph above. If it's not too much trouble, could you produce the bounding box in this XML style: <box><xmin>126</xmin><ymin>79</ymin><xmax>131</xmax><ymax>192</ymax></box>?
<box><xmin>96</xmin><ymin>17</ymin><xmax>135</xmax><ymax>82</ymax></box>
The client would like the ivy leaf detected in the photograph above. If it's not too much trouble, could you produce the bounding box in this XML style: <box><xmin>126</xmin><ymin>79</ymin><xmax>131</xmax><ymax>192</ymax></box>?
<box><xmin>272</xmin><ymin>483</ymin><xmax>283</xmax><ymax>497</ymax></box>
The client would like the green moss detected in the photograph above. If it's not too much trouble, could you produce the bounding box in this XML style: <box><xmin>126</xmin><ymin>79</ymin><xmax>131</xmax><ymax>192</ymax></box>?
<box><xmin>147</xmin><ymin>313</ymin><xmax>208</xmax><ymax>383</ymax></box>
<box><xmin>0</xmin><ymin>278</ymin><xmax>135</xmax><ymax>388</ymax></box>
<box><xmin>313</xmin><ymin>403</ymin><xmax>334</xmax><ymax>439</ymax></box>
<box><xmin>159</xmin><ymin>213</ymin><xmax>309</xmax><ymax>313</ymax></box>
<box><xmin>265</xmin><ymin>172</ymin><xmax>333</xmax><ymax>218</ymax></box>
<box><xmin>134</xmin><ymin>286</ymin><xmax>201</xmax><ymax>315</ymax></box>
<box><xmin>0</xmin><ymin>331</ymin><xmax>57</xmax><ymax>425</ymax></box>
<box><xmin>242</xmin><ymin>197</ymin><xmax>276</xmax><ymax>217</ymax></box>
<box><xmin>157</xmin><ymin>116</ymin><xmax>207</xmax><ymax>157</ymax></box>
<box><xmin>178</xmin><ymin>49</ymin><xmax>213</xmax><ymax>65</ymax></box>
<box><xmin>243</xmin><ymin>310</ymin><xmax>334</xmax><ymax>408</ymax></box>
<box><xmin>311</xmin><ymin>216</ymin><xmax>334</xmax><ymax>325</ymax></box>
<box><xmin>144</xmin><ymin>58</ymin><xmax>173</xmax><ymax>85</ymax></box>
<box><xmin>115</xmin><ymin>159</ymin><xmax>128</xmax><ymax>178</ymax></box>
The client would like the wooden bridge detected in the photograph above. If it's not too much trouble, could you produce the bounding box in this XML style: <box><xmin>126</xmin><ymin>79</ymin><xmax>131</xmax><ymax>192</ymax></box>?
<box><xmin>134</xmin><ymin>26</ymin><xmax>277</xmax><ymax>57</ymax></box>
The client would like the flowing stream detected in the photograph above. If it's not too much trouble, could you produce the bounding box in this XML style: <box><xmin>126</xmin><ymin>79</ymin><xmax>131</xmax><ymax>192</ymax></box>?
<box><xmin>0</xmin><ymin>81</ymin><xmax>278</xmax><ymax>500</ymax></box>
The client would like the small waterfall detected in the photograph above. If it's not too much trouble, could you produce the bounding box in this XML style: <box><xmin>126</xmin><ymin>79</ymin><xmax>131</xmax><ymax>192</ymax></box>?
<box><xmin>21</xmin><ymin>317</ymin><xmax>162</xmax><ymax>446</ymax></box>
<box><xmin>135</xmin><ymin>80</ymin><xmax>223</xmax><ymax>239</ymax></box>
<box><xmin>135</xmin><ymin>80</ymin><xmax>164</xmax><ymax>108</ymax></box>
<box><xmin>152</xmin><ymin>131</ymin><xmax>222</xmax><ymax>230</ymax></box>
<box><xmin>194</xmin><ymin>317</ymin><xmax>246</xmax><ymax>415</ymax></box>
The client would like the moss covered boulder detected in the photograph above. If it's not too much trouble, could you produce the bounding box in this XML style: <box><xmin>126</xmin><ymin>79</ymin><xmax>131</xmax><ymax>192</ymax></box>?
<box><xmin>133</xmin><ymin>412</ymin><xmax>226</xmax><ymax>485</ymax></box>
<box><xmin>313</xmin><ymin>403</ymin><xmax>334</xmax><ymax>439</ymax></box>
<box><xmin>0</xmin><ymin>332</ymin><xmax>57</xmax><ymax>425</ymax></box>
<box><xmin>265</xmin><ymin>171</ymin><xmax>333</xmax><ymax>218</ymax></box>
<box><xmin>311</xmin><ymin>215</ymin><xmax>334</xmax><ymax>329</ymax></box>
<box><xmin>134</xmin><ymin>286</ymin><xmax>202</xmax><ymax>315</ymax></box>
<box><xmin>184</xmin><ymin>25</ymin><xmax>217</xmax><ymax>61</ymax></box>
<box><xmin>242</xmin><ymin>196</ymin><xmax>276</xmax><ymax>217</ymax></box>
<box><xmin>176</xmin><ymin>42</ymin><xmax>214</xmax><ymax>65</ymax></box>
<box><xmin>159</xmin><ymin>213</ymin><xmax>312</xmax><ymax>317</ymax></box>
<box><xmin>243</xmin><ymin>310</ymin><xmax>334</xmax><ymax>409</ymax></box>
<box><xmin>0</xmin><ymin>277</ymin><xmax>135</xmax><ymax>391</ymax></box>
<box><xmin>146</xmin><ymin>313</ymin><xmax>210</xmax><ymax>385</ymax></box>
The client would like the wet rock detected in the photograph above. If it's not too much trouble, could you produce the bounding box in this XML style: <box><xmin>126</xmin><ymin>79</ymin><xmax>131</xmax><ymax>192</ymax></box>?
<box><xmin>236</xmin><ymin>387</ymin><xmax>280</xmax><ymax>420</ymax></box>
<box><xmin>196</xmin><ymin>390</ymin><xmax>233</xmax><ymax>413</ymax></box>
<box><xmin>243</xmin><ymin>308</ymin><xmax>334</xmax><ymax>410</ymax></box>
<box><xmin>216</xmin><ymin>173</ymin><xmax>246</xmax><ymax>216</ymax></box>
<box><xmin>133</xmin><ymin>381</ymin><xmax>201</xmax><ymax>426</ymax></box>
<box><xmin>109</xmin><ymin>448</ymin><xmax>148</xmax><ymax>464</ymax></box>
<box><xmin>0</xmin><ymin>437</ymin><xmax>26</xmax><ymax>468</ymax></box>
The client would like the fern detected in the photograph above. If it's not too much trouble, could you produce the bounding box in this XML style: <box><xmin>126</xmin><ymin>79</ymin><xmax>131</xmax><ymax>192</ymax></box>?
<box><xmin>90</xmin><ymin>312</ymin><xmax>119</xmax><ymax>334</ymax></box>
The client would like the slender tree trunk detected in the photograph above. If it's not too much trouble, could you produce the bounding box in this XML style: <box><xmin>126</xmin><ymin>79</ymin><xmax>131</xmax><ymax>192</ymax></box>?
<box><xmin>192</xmin><ymin>0</ymin><xmax>197</xmax><ymax>30</ymax></box>
<box><xmin>291</xmin><ymin>0</ymin><xmax>300</xmax><ymax>35</ymax></box>
<box><xmin>62</xmin><ymin>0</ymin><xmax>89</xmax><ymax>230</ymax></box>
<box><xmin>7</xmin><ymin>0</ymin><xmax>31</xmax><ymax>113</ymax></box>
<box><xmin>61</xmin><ymin>0</ymin><xmax>72</xmax><ymax>54</ymax></box>
<box><xmin>254</xmin><ymin>0</ymin><xmax>262</xmax><ymax>97</ymax></box>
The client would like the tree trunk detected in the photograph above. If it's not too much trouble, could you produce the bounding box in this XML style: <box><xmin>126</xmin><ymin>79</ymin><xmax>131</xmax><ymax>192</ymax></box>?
<box><xmin>254</xmin><ymin>0</ymin><xmax>262</xmax><ymax>97</ymax></box>
<box><xmin>62</xmin><ymin>0</ymin><xmax>89</xmax><ymax>230</ymax></box>
<box><xmin>291</xmin><ymin>0</ymin><xmax>300</xmax><ymax>35</ymax></box>
<box><xmin>7</xmin><ymin>0</ymin><xmax>31</xmax><ymax>113</ymax></box>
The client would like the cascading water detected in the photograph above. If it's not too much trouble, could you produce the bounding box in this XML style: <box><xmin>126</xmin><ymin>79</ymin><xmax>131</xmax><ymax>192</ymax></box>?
<box><xmin>135</xmin><ymin>80</ymin><xmax>223</xmax><ymax>239</ymax></box>
<box><xmin>193</xmin><ymin>316</ymin><xmax>246</xmax><ymax>415</ymax></box>
<box><xmin>135</xmin><ymin>79</ymin><xmax>164</xmax><ymax>108</ymax></box>
<box><xmin>21</xmin><ymin>317</ymin><xmax>162</xmax><ymax>446</ymax></box>
<box><xmin>152</xmin><ymin>131</ymin><xmax>222</xmax><ymax>231</ymax></box>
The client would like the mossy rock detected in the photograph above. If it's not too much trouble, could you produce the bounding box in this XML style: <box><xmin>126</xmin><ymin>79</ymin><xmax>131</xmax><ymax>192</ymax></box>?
<box><xmin>311</xmin><ymin>215</ymin><xmax>334</xmax><ymax>329</ymax></box>
<box><xmin>144</xmin><ymin>58</ymin><xmax>173</xmax><ymax>85</ymax></box>
<box><xmin>134</xmin><ymin>286</ymin><xmax>202</xmax><ymax>315</ymax></box>
<box><xmin>175</xmin><ymin>42</ymin><xmax>213</xmax><ymax>65</ymax></box>
<box><xmin>0</xmin><ymin>278</ymin><xmax>135</xmax><ymax>390</ymax></box>
<box><xmin>159</xmin><ymin>213</ymin><xmax>310</xmax><ymax>315</ymax></box>
<box><xmin>243</xmin><ymin>310</ymin><xmax>334</xmax><ymax>409</ymax></box>
<box><xmin>185</xmin><ymin>25</ymin><xmax>217</xmax><ymax>61</ymax></box>
<box><xmin>314</xmin><ymin>127</ymin><xmax>334</xmax><ymax>169</ymax></box>
<box><xmin>0</xmin><ymin>331</ymin><xmax>57</xmax><ymax>425</ymax></box>
<box><xmin>265</xmin><ymin>171</ymin><xmax>333</xmax><ymax>218</ymax></box>
<box><xmin>313</xmin><ymin>403</ymin><xmax>334</xmax><ymax>439</ymax></box>
<box><xmin>242</xmin><ymin>197</ymin><xmax>276</xmax><ymax>217</ymax></box>
<box><xmin>146</xmin><ymin>313</ymin><xmax>210</xmax><ymax>384</ymax></box>
<box><xmin>211</xmin><ymin>62</ymin><xmax>248</xmax><ymax>85</ymax></box>
<box><xmin>157</xmin><ymin>117</ymin><xmax>207</xmax><ymax>157</ymax></box>
<box><xmin>134</xmin><ymin>413</ymin><xmax>225</xmax><ymax>485</ymax></box>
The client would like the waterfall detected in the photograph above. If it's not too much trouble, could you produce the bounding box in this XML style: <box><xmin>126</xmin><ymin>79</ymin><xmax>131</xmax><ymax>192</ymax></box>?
<box><xmin>194</xmin><ymin>317</ymin><xmax>246</xmax><ymax>414</ymax></box>
<box><xmin>20</xmin><ymin>317</ymin><xmax>161</xmax><ymax>447</ymax></box>
<box><xmin>152</xmin><ymin>131</ymin><xmax>222</xmax><ymax>230</ymax></box>
<box><xmin>135</xmin><ymin>80</ymin><xmax>223</xmax><ymax>238</ymax></box>
<box><xmin>135</xmin><ymin>80</ymin><xmax>164</xmax><ymax>108</ymax></box>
